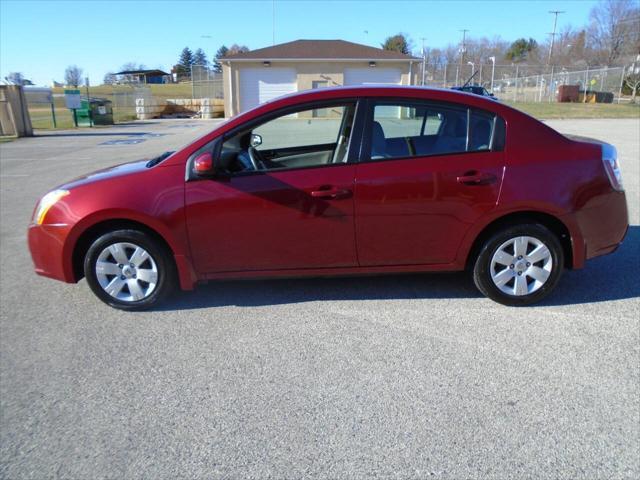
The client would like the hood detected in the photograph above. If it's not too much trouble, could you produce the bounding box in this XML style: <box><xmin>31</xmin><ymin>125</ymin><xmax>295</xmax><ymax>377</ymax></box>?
<box><xmin>60</xmin><ymin>159</ymin><xmax>150</xmax><ymax>190</ymax></box>
<box><xmin>58</xmin><ymin>151</ymin><xmax>175</xmax><ymax>190</ymax></box>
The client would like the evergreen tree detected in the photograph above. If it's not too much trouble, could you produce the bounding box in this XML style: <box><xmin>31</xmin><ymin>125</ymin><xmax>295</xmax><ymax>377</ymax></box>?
<box><xmin>212</xmin><ymin>45</ymin><xmax>229</xmax><ymax>73</ymax></box>
<box><xmin>176</xmin><ymin>47</ymin><xmax>194</xmax><ymax>78</ymax></box>
<box><xmin>193</xmin><ymin>48</ymin><xmax>208</xmax><ymax>66</ymax></box>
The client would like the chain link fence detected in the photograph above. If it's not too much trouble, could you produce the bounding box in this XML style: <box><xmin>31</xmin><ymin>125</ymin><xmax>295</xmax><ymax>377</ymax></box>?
<box><xmin>419</xmin><ymin>63</ymin><xmax>628</xmax><ymax>103</ymax></box>
<box><xmin>191</xmin><ymin>65</ymin><xmax>224</xmax><ymax>100</ymax></box>
<box><xmin>112</xmin><ymin>85</ymin><xmax>152</xmax><ymax>121</ymax></box>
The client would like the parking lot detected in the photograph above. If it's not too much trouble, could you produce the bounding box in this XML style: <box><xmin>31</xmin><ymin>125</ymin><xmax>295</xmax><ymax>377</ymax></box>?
<box><xmin>1</xmin><ymin>118</ymin><xmax>638</xmax><ymax>478</ymax></box>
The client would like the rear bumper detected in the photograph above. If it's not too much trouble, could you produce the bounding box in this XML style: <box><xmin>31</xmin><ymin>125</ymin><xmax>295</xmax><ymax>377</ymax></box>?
<box><xmin>28</xmin><ymin>223</ymin><xmax>75</xmax><ymax>283</ymax></box>
<box><xmin>566</xmin><ymin>190</ymin><xmax>628</xmax><ymax>267</ymax></box>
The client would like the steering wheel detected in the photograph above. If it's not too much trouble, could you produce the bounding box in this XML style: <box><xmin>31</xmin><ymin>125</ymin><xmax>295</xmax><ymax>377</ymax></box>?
<box><xmin>247</xmin><ymin>147</ymin><xmax>265</xmax><ymax>171</ymax></box>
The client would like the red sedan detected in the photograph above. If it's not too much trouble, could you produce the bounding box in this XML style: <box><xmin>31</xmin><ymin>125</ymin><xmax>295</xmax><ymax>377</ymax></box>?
<box><xmin>28</xmin><ymin>86</ymin><xmax>628</xmax><ymax>310</ymax></box>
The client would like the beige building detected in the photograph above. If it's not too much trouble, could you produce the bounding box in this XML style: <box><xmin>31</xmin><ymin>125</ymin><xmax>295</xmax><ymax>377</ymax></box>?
<box><xmin>221</xmin><ymin>40</ymin><xmax>419</xmax><ymax>118</ymax></box>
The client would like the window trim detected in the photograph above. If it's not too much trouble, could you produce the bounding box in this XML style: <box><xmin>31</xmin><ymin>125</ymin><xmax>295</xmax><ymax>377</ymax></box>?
<box><xmin>359</xmin><ymin>97</ymin><xmax>505</xmax><ymax>164</ymax></box>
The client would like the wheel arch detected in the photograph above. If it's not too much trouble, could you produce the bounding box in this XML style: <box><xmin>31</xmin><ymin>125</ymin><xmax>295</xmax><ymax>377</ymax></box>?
<box><xmin>68</xmin><ymin>217</ymin><xmax>197</xmax><ymax>290</ymax></box>
<box><xmin>464</xmin><ymin>211</ymin><xmax>574</xmax><ymax>270</ymax></box>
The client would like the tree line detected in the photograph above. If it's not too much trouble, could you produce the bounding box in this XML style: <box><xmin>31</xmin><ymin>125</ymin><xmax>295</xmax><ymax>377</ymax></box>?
<box><xmin>381</xmin><ymin>0</ymin><xmax>639</xmax><ymax>69</ymax></box>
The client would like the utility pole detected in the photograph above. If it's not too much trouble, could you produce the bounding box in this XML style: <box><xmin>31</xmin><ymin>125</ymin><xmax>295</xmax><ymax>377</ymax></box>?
<box><xmin>421</xmin><ymin>37</ymin><xmax>427</xmax><ymax>85</ymax></box>
<box><xmin>547</xmin><ymin>10</ymin><xmax>564</xmax><ymax>65</ymax></box>
<box><xmin>459</xmin><ymin>29</ymin><xmax>469</xmax><ymax>74</ymax></box>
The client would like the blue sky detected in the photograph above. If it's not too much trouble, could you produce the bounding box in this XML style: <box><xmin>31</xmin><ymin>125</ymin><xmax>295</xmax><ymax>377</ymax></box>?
<box><xmin>1</xmin><ymin>0</ymin><xmax>598</xmax><ymax>85</ymax></box>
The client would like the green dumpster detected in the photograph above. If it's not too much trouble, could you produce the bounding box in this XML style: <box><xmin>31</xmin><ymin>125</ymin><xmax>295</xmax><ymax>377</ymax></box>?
<box><xmin>75</xmin><ymin>100</ymin><xmax>92</xmax><ymax>127</ymax></box>
<box><xmin>89</xmin><ymin>98</ymin><xmax>114</xmax><ymax>125</ymax></box>
<box><xmin>75</xmin><ymin>98</ymin><xmax>114</xmax><ymax>126</ymax></box>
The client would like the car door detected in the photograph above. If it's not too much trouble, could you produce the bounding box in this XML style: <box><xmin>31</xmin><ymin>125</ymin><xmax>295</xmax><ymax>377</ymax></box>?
<box><xmin>354</xmin><ymin>99</ymin><xmax>505</xmax><ymax>266</ymax></box>
<box><xmin>185</xmin><ymin>101</ymin><xmax>361</xmax><ymax>273</ymax></box>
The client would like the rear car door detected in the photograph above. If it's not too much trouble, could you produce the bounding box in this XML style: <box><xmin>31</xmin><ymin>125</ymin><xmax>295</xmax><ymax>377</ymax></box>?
<box><xmin>185</xmin><ymin>101</ymin><xmax>362</xmax><ymax>273</ymax></box>
<box><xmin>354</xmin><ymin>99</ymin><xmax>505</xmax><ymax>266</ymax></box>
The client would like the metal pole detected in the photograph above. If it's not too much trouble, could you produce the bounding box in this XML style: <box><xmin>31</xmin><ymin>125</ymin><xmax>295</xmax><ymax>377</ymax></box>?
<box><xmin>538</xmin><ymin>74</ymin><xmax>544</xmax><ymax>102</ymax></box>
<box><xmin>514</xmin><ymin>65</ymin><xmax>519</xmax><ymax>102</ymax></box>
<box><xmin>479</xmin><ymin>63</ymin><xmax>483</xmax><ymax>85</ymax></box>
<box><xmin>455</xmin><ymin>65</ymin><xmax>459</xmax><ymax>86</ymax></box>
<box><xmin>459</xmin><ymin>29</ymin><xmax>469</xmax><ymax>82</ymax></box>
<box><xmin>421</xmin><ymin>38</ymin><xmax>426</xmax><ymax>86</ymax></box>
<box><xmin>617</xmin><ymin>66</ymin><xmax>626</xmax><ymax>104</ymax></box>
<box><xmin>490</xmin><ymin>58</ymin><xmax>495</xmax><ymax>91</ymax></box>
<box><xmin>443</xmin><ymin>64</ymin><xmax>447</xmax><ymax>87</ymax></box>
<box><xmin>50</xmin><ymin>100</ymin><xmax>57</xmax><ymax>128</ymax></box>
<box><xmin>85</xmin><ymin>77</ymin><xmax>92</xmax><ymax>127</ymax></box>
<box><xmin>583</xmin><ymin>67</ymin><xmax>589</xmax><ymax>103</ymax></box>
<box><xmin>547</xmin><ymin>11</ymin><xmax>564</xmax><ymax>65</ymax></box>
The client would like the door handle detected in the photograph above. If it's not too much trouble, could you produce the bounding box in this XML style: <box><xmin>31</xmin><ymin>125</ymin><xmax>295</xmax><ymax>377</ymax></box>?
<box><xmin>310</xmin><ymin>186</ymin><xmax>352</xmax><ymax>199</ymax></box>
<box><xmin>456</xmin><ymin>171</ymin><xmax>497</xmax><ymax>186</ymax></box>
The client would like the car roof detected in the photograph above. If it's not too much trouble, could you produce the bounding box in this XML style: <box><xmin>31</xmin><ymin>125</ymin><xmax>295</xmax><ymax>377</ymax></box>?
<box><xmin>239</xmin><ymin>85</ymin><xmax>504</xmax><ymax>119</ymax></box>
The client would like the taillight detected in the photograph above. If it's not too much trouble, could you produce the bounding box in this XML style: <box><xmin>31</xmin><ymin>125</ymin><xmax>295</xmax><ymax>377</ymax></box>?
<box><xmin>602</xmin><ymin>144</ymin><xmax>623</xmax><ymax>191</ymax></box>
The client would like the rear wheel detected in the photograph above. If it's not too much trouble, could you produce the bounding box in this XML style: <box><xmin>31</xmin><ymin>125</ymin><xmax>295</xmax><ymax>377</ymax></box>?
<box><xmin>84</xmin><ymin>230</ymin><xmax>175</xmax><ymax>311</ymax></box>
<box><xmin>473</xmin><ymin>224</ymin><xmax>564</xmax><ymax>306</ymax></box>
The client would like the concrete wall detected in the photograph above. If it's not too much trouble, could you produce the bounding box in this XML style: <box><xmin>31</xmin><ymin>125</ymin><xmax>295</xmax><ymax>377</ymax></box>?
<box><xmin>223</xmin><ymin>61</ymin><xmax>418</xmax><ymax>118</ymax></box>
<box><xmin>0</xmin><ymin>85</ymin><xmax>33</xmax><ymax>137</ymax></box>
<box><xmin>135</xmin><ymin>98</ymin><xmax>224</xmax><ymax>120</ymax></box>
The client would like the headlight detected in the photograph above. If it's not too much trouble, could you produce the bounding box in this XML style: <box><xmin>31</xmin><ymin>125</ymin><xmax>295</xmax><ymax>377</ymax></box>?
<box><xmin>33</xmin><ymin>189</ymin><xmax>69</xmax><ymax>225</ymax></box>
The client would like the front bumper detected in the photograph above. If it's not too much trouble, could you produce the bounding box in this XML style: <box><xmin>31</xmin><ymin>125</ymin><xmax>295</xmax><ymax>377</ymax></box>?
<box><xmin>27</xmin><ymin>223</ymin><xmax>75</xmax><ymax>283</ymax></box>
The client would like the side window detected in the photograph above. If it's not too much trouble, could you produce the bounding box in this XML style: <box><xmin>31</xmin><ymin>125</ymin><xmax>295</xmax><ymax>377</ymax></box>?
<box><xmin>219</xmin><ymin>103</ymin><xmax>356</xmax><ymax>173</ymax></box>
<box><xmin>469</xmin><ymin>110</ymin><xmax>494</xmax><ymax>151</ymax></box>
<box><xmin>368</xmin><ymin>101</ymin><xmax>502</xmax><ymax>160</ymax></box>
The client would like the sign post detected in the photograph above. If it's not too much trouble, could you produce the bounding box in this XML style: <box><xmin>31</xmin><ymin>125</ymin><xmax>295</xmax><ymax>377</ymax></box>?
<box><xmin>64</xmin><ymin>89</ymin><xmax>81</xmax><ymax>127</ymax></box>
<box><xmin>84</xmin><ymin>77</ymin><xmax>93</xmax><ymax>127</ymax></box>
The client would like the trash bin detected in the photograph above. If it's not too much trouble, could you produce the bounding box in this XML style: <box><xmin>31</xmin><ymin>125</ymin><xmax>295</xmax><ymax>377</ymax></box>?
<box><xmin>75</xmin><ymin>100</ymin><xmax>92</xmax><ymax>127</ymax></box>
<box><xmin>74</xmin><ymin>98</ymin><xmax>114</xmax><ymax>126</ymax></box>
<box><xmin>89</xmin><ymin>98</ymin><xmax>114</xmax><ymax>125</ymax></box>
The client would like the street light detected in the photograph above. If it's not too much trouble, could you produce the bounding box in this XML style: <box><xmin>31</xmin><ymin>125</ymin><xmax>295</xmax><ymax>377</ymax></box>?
<box><xmin>489</xmin><ymin>56</ymin><xmax>496</xmax><ymax>92</ymax></box>
<box><xmin>467</xmin><ymin>61</ymin><xmax>475</xmax><ymax>78</ymax></box>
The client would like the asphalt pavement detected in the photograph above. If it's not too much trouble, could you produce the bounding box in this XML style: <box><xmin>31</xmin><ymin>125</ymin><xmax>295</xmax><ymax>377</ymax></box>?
<box><xmin>1</xmin><ymin>118</ymin><xmax>638</xmax><ymax>479</ymax></box>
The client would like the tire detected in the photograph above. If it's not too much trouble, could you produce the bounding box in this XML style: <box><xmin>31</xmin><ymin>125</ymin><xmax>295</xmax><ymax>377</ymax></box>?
<box><xmin>472</xmin><ymin>223</ymin><xmax>564</xmax><ymax>306</ymax></box>
<box><xmin>83</xmin><ymin>229</ymin><xmax>176</xmax><ymax>311</ymax></box>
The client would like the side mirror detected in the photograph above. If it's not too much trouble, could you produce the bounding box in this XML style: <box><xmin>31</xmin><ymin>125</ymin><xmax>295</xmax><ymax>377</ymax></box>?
<box><xmin>193</xmin><ymin>151</ymin><xmax>215</xmax><ymax>176</ymax></box>
<box><xmin>250</xmin><ymin>134</ymin><xmax>262</xmax><ymax>148</ymax></box>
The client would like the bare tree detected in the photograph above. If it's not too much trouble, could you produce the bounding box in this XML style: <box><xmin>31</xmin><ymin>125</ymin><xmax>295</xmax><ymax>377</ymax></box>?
<box><xmin>64</xmin><ymin>65</ymin><xmax>83</xmax><ymax>87</ymax></box>
<box><xmin>5</xmin><ymin>72</ymin><xmax>25</xmax><ymax>85</ymax></box>
<box><xmin>588</xmin><ymin>0</ymin><xmax>640</xmax><ymax>65</ymax></box>
<box><xmin>120</xmin><ymin>62</ymin><xmax>146</xmax><ymax>71</ymax></box>
<box><xmin>625</xmin><ymin>72</ymin><xmax>640</xmax><ymax>103</ymax></box>
<box><xmin>103</xmin><ymin>72</ymin><xmax>116</xmax><ymax>85</ymax></box>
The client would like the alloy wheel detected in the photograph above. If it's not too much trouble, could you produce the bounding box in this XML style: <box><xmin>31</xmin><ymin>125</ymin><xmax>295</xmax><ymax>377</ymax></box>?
<box><xmin>95</xmin><ymin>242</ymin><xmax>159</xmax><ymax>302</ymax></box>
<box><xmin>489</xmin><ymin>236</ymin><xmax>553</xmax><ymax>296</ymax></box>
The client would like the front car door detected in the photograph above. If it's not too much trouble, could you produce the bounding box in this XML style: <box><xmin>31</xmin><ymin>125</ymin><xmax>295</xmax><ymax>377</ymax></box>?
<box><xmin>185</xmin><ymin>100</ymin><xmax>362</xmax><ymax>274</ymax></box>
<box><xmin>354</xmin><ymin>98</ymin><xmax>506</xmax><ymax>267</ymax></box>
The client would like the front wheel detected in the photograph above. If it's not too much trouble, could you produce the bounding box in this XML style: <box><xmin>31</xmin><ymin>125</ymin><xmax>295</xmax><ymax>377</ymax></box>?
<box><xmin>84</xmin><ymin>229</ymin><xmax>176</xmax><ymax>311</ymax></box>
<box><xmin>473</xmin><ymin>224</ymin><xmax>564</xmax><ymax>306</ymax></box>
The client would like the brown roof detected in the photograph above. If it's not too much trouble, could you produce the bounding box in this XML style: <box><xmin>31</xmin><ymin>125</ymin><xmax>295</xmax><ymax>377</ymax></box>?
<box><xmin>222</xmin><ymin>39</ymin><xmax>419</xmax><ymax>61</ymax></box>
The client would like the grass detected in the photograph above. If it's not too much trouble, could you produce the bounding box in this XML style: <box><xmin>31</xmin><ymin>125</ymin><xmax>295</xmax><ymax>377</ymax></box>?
<box><xmin>505</xmin><ymin>101</ymin><xmax>640</xmax><ymax>119</ymax></box>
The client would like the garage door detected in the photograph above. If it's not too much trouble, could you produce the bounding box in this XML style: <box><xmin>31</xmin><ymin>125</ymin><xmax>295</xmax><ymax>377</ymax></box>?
<box><xmin>239</xmin><ymin>68</ymin><xmax>297</xmax><ymax>112</ymax></box>
<box><xmin>343</xmin><ymin>68</ymin><xmax>402</xmax><ymax>86</ymax></box>
<box><xmin>345</xmin><ymin>68</ymin><xmax>403</xmax><ymax>118</ymax></box>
